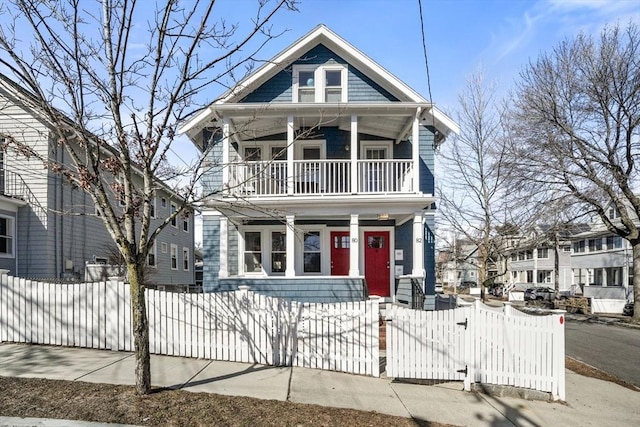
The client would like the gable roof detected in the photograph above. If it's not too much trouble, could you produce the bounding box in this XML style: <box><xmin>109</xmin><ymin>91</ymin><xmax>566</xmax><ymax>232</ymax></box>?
<box><xmin>180</xmin><ymin>24</ymin><xmax>458</xmax><ymax>138</ymax></box>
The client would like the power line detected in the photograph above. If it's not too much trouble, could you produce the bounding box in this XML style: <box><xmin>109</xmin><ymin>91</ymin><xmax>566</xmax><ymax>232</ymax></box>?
<box><xmin>417</xmin><ymin>0</ymin><xmax>438</xmax><ymax>143</ymax></box>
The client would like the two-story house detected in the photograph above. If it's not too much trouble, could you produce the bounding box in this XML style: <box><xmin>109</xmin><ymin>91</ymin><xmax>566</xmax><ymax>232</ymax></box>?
<box><xmin>181</xmin><ymin>25</ymin><xmax>458</xmax><ymax>303</ymax></box>
<box><xmin>506</xmin><ymin>224</ymin><xmax>582</xmax><ymax>293</ymax></box>
<box><xmin>0</xmin><ymin>73</ymin><xmax>195</xmax><ymax>284</ymax></box>
<box><xmin>570</xmin><ymin>207</ymin><xmax>633</xmax><ymax>298</ymax></box>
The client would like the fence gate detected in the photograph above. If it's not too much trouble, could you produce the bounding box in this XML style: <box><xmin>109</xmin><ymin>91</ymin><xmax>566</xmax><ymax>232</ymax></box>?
<box><xmin>385</xmin><ymin>304</ymin><xmax>473</xmax><ymax>389</ymax></box>
<box><xmin>385</xmin><ymin>301</ymin><xmax>566</xmax><ymax>400</ymax></box>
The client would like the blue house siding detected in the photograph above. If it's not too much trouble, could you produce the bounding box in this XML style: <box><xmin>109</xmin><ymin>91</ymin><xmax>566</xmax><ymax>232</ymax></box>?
<box><xmin>240</xmin><ymin>70</ymin><xmax>292</xmax><ymax>103</ymax></box>
<box><xmin>394</xmin><ymin>220</ymin><xmax>413</xmax><ymax>277</ymax></box>
<box><xmin>215</xmin><ymin>277</ymin><xmax>366</xmax><ymax>303</ymax></box>
<box><xmin>239</xmin><ymin>44</ymin><xmax>398</xmax><ymax>104</ymax></box>
<box><xmin>202</xmin><ymin>216</ymin><xmax>220</xmax><ymax>291</ymax></box>
<box><xmin>418</xmin><ymin>125</ymin><xmax>436</xmax><ymax>195</ymax></box>
<box><xmin>201</xmin><ymin>132</ymin><xmax>223</xmax><ymax>197</ymax></box>
<box><xmin>348</xmin><ymin>67</ymin><xmax>398</xmax><ymax>102</ymax></box>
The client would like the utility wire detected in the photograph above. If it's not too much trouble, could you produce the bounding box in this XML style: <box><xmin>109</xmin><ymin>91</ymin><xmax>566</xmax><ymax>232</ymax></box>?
<box><xmin>417</xmin><ymin>0</ymin><xmax>438</xmax><ymax>145</ymax></box>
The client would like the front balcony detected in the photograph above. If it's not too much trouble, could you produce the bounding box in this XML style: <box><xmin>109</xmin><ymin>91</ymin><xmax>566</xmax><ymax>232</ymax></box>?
<box><xmin>227</xmin><ymin>159</ymin><xmax>414</xmax><ymax>197</ymax></box>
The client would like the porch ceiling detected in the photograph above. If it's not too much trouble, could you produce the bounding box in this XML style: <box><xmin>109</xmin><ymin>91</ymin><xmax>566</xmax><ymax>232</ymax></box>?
<box><xmin>205</xmin><ymin>193</ymin><xmax>436</xmax><ymax>221</ymax></box>
<box><xmin>216</xmin><ymin>102</ymin><xmax>426</xmax><ymax>142</ymax></box>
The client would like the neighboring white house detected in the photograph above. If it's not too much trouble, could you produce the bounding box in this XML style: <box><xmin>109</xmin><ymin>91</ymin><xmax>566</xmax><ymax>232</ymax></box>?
<box><xmin>181</xmin><ymin>25</ymin><xmax>458</xmax><ymax>303</ymax></box>
<box><xmin>0</xmin><ymin>73</ymin><xmax>195</xmax><ymax>284</ymax></box>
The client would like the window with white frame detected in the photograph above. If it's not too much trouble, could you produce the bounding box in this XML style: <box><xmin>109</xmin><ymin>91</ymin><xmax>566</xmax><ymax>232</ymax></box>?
<box><xmin>183</xmin><ymin>217</ymin><xmax>189</xmax><ymax>233</ymax></box>
<box><xmin>537</xmin><ymin>247</ymin><xmax>549</xmax><ymax>259</ymax></box>
<box><xmin>292</xmin><ymin>64</ymin><xmax>347</xmax><ymax>103</ymax></box>
<box><xmin>606</xmin><ymin>235</ymin><xmax>622</xmax><ymax>249</ymax></box>
<box><xmin>0</xmin><ymin>216</ymin><xmax>14</xmax><ymax>257</ymax></box>
<box><xmin>147</xmin><ymin>242</ymin><xmax>156</xmax><ymax>267</ymax></box>
<box><xmin>161</xmin><ymin>197</ymin><xmax>167</xmax><ymax>208</ymax></box>
<box><xmin>303</xmin><ymin>231</ymin><xmax>321</xmax><ymax>273</ymax></box>
<box><xmin>170</xmin><ymin>244</ymin><xmax>178</xmax><ymax>270</ymax></box>
<box><xmin>170</xmin><ymin>203</ymin><xmax>177</xmax><ymax>227</ymax></box>
<box><xmin>271</xmin><ymin>231</ymin><xmax>286</xmax><ymax>273</ymax></box>
<box><xmin>244</xmin><ymin>231</ymin><xmax>263</xmax><ymax>273</ymax></box>
<box><xmin>161</xmin><ymin>242</ymin><xmax>168</xmax><ymax>253</ymax></box>
<box><xmin>241</xmin><ymin>228</ymin><xmax>288</xmax><ymax>275</ymax></box>
<box><xmin>183</xmin><ymin>248</ymin><xmax>189</xmax><ymax>271</ymax></box>
<box><xmin>150</xmin><ymin>197</ymin><xmax>156</xmax><ymax>219</ymax></box>
<box><xmin>588</xmin><ymin>238</ymin><xmax>602</xmax><ymax>252</ymax></box>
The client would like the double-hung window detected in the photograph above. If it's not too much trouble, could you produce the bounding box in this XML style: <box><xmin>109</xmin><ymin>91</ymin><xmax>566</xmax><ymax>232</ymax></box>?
<box><xmin>183</xmin><ymin>248</ymin><xmax>190</xmax><ymax>271</ymax></box>
<box><xmin>170</xmin><ymin>244</ymin><xmax>178</xmax><ymax>270</ymax></box>
<box><xmin>0</xmin><ymin>216</ymin><xmax>13</xmax><ymax>257</ymax></box>
<box><xmin>242</xmin><ymin>229</ymin><xmax>288</xmax><ymax>275</ymax></box>
<box><xmin>147</xmin><ymin>242</ymin><xmax>156</xmax><ymax>267</ymax></box>
<box><xmin>293</xmin><ymin>65</ymin><xmax>347</xmax><ymax>103</ymax></box>
<box><xmin>303</xmin><ymin>231</ymin><xmax>321</xmax><ymax>273</ymax></box>
<box><xmin>244</xmin><ymin>231</ymin><xmax>263</xmax><ymax>273</ymax></box>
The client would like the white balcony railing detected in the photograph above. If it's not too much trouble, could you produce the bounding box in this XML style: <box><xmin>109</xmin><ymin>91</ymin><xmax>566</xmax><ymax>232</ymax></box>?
<box><xmin>226</xmin><ymin>159</ymin><xmax>414</xmax><ymax>196</ymax></box>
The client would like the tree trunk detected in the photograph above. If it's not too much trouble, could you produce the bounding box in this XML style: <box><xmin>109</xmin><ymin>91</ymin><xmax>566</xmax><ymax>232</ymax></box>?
<box><xmin>128</xmin><ymin>262</ymin><xmax>151</xmax><ymax>394</ymax></box>
<box><xmin>633</xmin><ymin>243</ymin><xmax>640</xmax><ymax>323</ymax></box>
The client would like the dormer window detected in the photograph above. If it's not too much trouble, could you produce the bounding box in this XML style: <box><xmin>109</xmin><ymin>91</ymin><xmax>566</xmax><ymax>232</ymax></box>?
<box><xmin>293</xmin><ymin>64</ymin><xmax>347</xmax><ymax>103</ymax></box>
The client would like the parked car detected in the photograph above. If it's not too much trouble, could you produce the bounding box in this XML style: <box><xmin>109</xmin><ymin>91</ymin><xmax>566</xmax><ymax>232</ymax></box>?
<box><xmin>488</xmin><ymin>283</ymin><xmax>504</xmax><ymax>297</ymax></box>
<box><xmin>524</xmin><ymin>287</ymin><xmax>556</xmax><ymax>301</ymax></box>
<box><xmin>623</xmin><ymin>302</ymin><xmax>634</xmax><ymax>316</ymax></box>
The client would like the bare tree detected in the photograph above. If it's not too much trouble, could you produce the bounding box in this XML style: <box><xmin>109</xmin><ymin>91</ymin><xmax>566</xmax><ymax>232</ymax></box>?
<box><xmin>438</xmin><ymin>71</ymin><xmax>511</xmax><ymax>300</ymax></box>
<box><xmin>0</xmin><ymin>0</ymin><xmax>297</xmax><ymax>393</ymax></box>
<box><xmin>508</xmin><ymin>22</ymin><xmax>640</xmax><ymax>322</ymax></box>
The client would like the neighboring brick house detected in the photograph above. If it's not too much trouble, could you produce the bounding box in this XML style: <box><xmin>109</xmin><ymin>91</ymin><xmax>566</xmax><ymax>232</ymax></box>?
<box><xmin>0</xmin><ymin>74</ymin><xmax>195</xmax><ymax>284</ymax></box>
<box><xmin>181</xmin><ymin>25</ymin><xmax>458</xmax><ymax>302</ymax></box>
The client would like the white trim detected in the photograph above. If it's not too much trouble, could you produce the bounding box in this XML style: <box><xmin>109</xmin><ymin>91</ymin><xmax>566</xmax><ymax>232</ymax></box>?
<box><xmin>170</xmin><ymin>203</ymin><xmax>177</xmax><ymax>228</ymax></box>
<box><xmin>292</xmin><ymin>64</ymin><xmax>348</xmax><ymax>103</ymax></box>
<box><xmin>360</xmin><ymin>140</ymin><xmax>393</xmax><ymax>160</ymax></box>
<box><xmin>294</xmin><ymin>139</ymin><xmax>326</xmax><ymax>160</ymax></box>
<box><xmin>0</xmin><ymin>214</ymin><xmax>15</xmax><ymax>259</ymax></box>
<box><xmin>219</xmin><ymin>216</ymin><xmax>228</xmax><ymax>278</ymax></box>
<box><xmin>170</xmin><ymin>244</ymin><xmax>178</xmax><ymax>270</ymax></box>
<box><xmin>147</xmin><ymin>242</ymin><xmax>157</xmax><ymax>268</ymax></box>
<box><xmin>296</xmin><ymin>224</ymin><xmax>328</xmax><ymax>275</ymax></box>
<box><xmin>239</xmin><ymin>225</ymin><xmax>289</xmax><ymax>276</ymax></box>
<box><xmin>349</xmin><ymin>214</ymin><xmax>359</xmax><ymax>276</ymax></box>
<box><xmin>182</xmin><ymin>247</ymin><xmax>190</xmax><ymax>271</ymax></box>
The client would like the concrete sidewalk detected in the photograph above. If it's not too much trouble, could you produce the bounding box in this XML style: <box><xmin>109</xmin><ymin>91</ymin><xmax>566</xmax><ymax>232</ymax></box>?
<box><xmin>1</xmin><ymin>343</ymin><xmax>639</xmax><ymax>427</ymax></box>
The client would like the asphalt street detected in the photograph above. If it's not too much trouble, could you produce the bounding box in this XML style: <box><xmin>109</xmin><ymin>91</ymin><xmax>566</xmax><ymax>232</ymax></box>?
<box><xmin>565</xmin><ymin>321</ymin><xmax>640</xmax><ymax>388</ymax></box>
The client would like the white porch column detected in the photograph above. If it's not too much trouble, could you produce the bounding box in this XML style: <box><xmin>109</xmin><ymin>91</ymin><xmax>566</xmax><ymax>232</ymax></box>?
<box><xmin>222</xmin><ymin>118</ymin><xmax>230</xmax><ymax>193</ymax></box>
<box><xmin>218</xmin><ymin>216</ymin><xmax>228</xmax><ymax>278</ymax></box>
<box><xmin>412</xmin><ymin>212</ymin><xmax>425</xmax><ymax>277</ymax></box>
<box><xmin>350</xmin><ymin>115</ymin><xmax>358</xmax><ymax>193</ymax></box>
<box><xmin>533</xmin><ymin>248</ymin><xmax>538</xmax><ymax>284</ymax></box>
<box><xmin>412</xmin><ymin>108</ymin><xmax>421</xmax><ymax>192</ymax></box>
<box><xmin>349</xmin><ymin>214</ymin><xmax>360</xmax><ymax>276</ymax></box>
<box><xmin>286</xmin><ymin>214</ymin><xmax>296</xmax><ymax>277</ymax></box>
<box><xmin>287</xmin><ymin>115</ymin><xmax>295</xmax><ymax>195</ymax></box>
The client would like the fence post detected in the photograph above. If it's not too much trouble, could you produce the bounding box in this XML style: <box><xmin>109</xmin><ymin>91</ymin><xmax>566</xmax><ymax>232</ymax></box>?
<box><xmin>106</xmin><ymin>277</ymin><xmax>119</xmax><ymax>351</ymax></box>
<box><xmin>503</xmin><ymin>301</ymin><xmax>513</xmax><ymax>316</ymax></box>
<box><xmin>550</xmin><ymin>309</ymin><xmax>566</xmax><ymax>401</ymax></box>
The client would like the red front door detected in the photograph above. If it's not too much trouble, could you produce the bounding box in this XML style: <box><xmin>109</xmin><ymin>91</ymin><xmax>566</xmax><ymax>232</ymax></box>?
<box><xmin>364</xmin><ymin>231</ymin><xmax>390</xmax><ymax>297</ymax></box>
<box><xmin>330</xmin><ymin>231</ymin><xmax>350</xmax><ymax>275</ymax></box>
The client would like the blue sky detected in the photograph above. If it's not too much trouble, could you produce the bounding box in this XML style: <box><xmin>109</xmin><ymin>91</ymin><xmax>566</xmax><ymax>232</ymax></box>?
<box><xmin>217</xmin><ymin>0</ymin><xmax>640</xmax><ymax>114</ymax></box>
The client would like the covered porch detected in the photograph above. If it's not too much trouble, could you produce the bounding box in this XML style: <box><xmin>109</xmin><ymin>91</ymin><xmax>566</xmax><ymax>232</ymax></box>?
<box><xmin>196</xmin><ymin>102</ymin><xmax>450</xmax><ymax>198</ymax></box>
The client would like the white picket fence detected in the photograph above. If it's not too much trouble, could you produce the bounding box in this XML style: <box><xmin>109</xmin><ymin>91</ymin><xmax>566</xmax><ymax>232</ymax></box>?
<box><xmin>0</xmin><ymin>275</ymin><xmax>379</xmax><ymax>377</ymax></box>
<box><xmin>386</xmin><ymin>300</ymin><xmax>566</xmax><ymax>400</ymax></box>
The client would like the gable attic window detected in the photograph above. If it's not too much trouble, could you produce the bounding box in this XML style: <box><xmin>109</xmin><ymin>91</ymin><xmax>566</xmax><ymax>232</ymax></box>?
<box><xmin>293</xmin><ymin>64</ymin><xmax>347</xmax><ymax>103</ymax></box>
